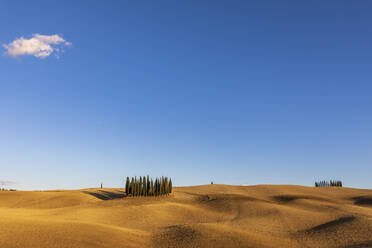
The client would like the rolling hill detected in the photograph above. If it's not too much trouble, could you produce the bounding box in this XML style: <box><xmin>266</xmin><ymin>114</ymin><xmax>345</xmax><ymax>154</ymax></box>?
<box><xmin>1</xmin><ymin>185</ymin><xmax>372</xmax><ymax>248</ymax></box>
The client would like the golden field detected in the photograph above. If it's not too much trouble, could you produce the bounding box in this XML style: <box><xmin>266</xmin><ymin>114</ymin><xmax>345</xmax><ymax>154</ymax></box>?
<box><xmin>1</xmin><ymin>185</ymin><xmax>372</xmax><ymax>248</ymax></box>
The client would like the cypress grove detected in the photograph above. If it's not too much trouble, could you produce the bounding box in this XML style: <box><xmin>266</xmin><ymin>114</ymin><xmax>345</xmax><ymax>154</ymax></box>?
<box><xmin>314</xmin><ymin>180</ymin><xmax>342</xmax><ymax>187</ymax></box>
<box><xmin>125</xmin><ymin>176</ymin><xmax>173</xmax><ymax>197</ymax></box>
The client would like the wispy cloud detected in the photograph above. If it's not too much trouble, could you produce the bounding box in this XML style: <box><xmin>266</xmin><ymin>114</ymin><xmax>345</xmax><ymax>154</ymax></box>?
<box><xmin>0</xmin><ymin>180</ymin><xmax>16</xmax><ymax>186</ymax></box>
<box><xmin>3</xmin><ymin>34</ymin><xmax>71</xmax><ymax>58</ymax></box>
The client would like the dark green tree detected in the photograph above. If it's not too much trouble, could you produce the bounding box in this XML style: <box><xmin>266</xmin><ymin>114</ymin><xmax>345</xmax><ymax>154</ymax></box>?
<box><xmin>130</xmin><ymin>177</ymin><xmax>134</xmax><ymax>195</ymax></box>
<box><xmin>146</xmin><ymin>175</ymin><xmax>150</xmax><ymax>196</ymax></box>
<box><xmin>155</xmin><ymin>178</ymin><xmax>159</xmax><ymax>196</ymax></box>
<box><xmin>150</xmin><ymin>178</ymin><xmax>154</xmax><ymax>196</ymax></box>
<box><xmin>125</xmin><ymin>176</ymin><xmax>130</xmax><ymax>195</ymax></box>
<box><xmin>137</xmin><ymin>177</ymin><xmax>140</xmax><ymax>196</ymax></box>
<box><xmin>165</xmin><ymin>177</ymin><xmax>169</xmax><ymax>195</ymax></box>
<box><xmin>158</xmin><ymin>178</ymin><xmax>161</xmax><ymax>196</ymax></box>
<box><xmin>169</xmin><ymin>178</ymin><xmax>172</xmax><ymax>194</ymax></box>
<box><xmin>142</xmin><ymin>176</ymin><xmax>146</xmax><ymax>196</ymax></box>
<box><xmin>139</xmin><ymin>176</ymin><xmax>143</xmax><ymax>196</ymax></box>
<box><xmin>134</xmin><ymin>177</ymin><xmax>138</xmax><ymax>196</ymax></box>
<box><xmin>161</xmin><ymin>176</ymin><xmax>164</xmax><ymax>195</ymax></box>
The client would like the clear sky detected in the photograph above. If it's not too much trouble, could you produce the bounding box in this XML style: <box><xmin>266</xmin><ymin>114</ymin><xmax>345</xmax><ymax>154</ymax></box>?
<box><xmin>1</xmin><ymin>1</ymin><xmax>372</xmax><ymax>190</ymax></box>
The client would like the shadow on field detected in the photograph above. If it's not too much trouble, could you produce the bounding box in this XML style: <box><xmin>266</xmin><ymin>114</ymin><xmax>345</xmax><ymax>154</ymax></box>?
<box><xmin>83</xmin><ymin>190</ymin><xmax>126</xmax><ymax>200</ymax></box>
<box><xmin>351</xmin><ymin>196</ymin><xmax>372</xmax><ymax>207</ymax></box>
<box><xmin>341</xmin><ymin>240</ymin><xmax>372</xmax><ymax>248</ymax></box>
<box><xmin>305</xmin><ymin>216</ymin><xmax>356</xmax><ymax>233</ymax></box>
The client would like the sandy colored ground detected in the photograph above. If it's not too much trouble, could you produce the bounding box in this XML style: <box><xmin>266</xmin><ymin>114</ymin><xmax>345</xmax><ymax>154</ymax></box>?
<box><xmin>1</xmin><ymin>185</ymin><xmax>372</xmax><ymax>248</ymax></box>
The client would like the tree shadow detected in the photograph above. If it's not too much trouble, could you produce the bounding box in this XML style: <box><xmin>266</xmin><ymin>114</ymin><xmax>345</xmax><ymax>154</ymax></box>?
<box><xmin>351</xmin><ymin>196</ymin><xmax>372</xmax><ymax>207</ymax></box>
<box><xmin>83</xmin><ymin>190</ymin><xmax>126</xmax><ymax>200</ymax></box>
<box><xmin>305</xmin><ymin>216</ymin><xmax>356</xmax><ymax>233</ymax></box>
<box><xmin>342</xmin><ymin>240</ymin><xmax>372</xmax><ymax>248</ymax></box>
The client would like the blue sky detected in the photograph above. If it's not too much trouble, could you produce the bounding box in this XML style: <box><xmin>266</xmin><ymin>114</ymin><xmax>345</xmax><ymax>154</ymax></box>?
<box><xmin>1</xmin><ymin>1</ymin><xmax>372</xmax><ymax>190</ymax></box>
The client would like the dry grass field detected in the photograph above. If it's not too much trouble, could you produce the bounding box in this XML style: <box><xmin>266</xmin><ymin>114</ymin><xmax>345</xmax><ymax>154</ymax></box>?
<box><xmin>1</xmin><ymin>184</ymin><xmax>372</xmax><ymax>248</ymax></box>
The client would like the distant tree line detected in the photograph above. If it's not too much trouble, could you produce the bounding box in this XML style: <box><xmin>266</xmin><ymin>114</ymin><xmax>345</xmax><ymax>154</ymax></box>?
<box><xmin>0</xmin><ymin>188</ymin><xmax>16</xmax><ymax>191</ymax></box>
<box><xmin>315</xmin><ymin>180</ymin><xmax>342</xmax><ymax>187</ymax></box>
<box><xmin>125</xmin><ymin>176</ymin><xmax>172</xmax><ymax>196</ymax></box>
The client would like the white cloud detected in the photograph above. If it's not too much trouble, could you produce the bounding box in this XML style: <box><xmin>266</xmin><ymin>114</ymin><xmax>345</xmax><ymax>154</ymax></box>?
<box><xmin>3</xmin><ymin>34</ymin><xmax>71</xmax><ymax>58</ymax></box>
<box><xmin>0</xmin><ymin>180</ymin><xmax>16</xmax><ymax>186</ymax></box>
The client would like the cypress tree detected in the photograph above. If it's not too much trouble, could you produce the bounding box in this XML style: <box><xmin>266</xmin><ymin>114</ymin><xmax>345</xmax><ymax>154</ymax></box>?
<box><xmin>125</xmin><ymin>177</ymin><xmax>127</xmax><ymax>194</ymax></box>
<box><xmin>165</xmin><ymin>177</ymin><xmax>169</xmax><ymax>195</ymax></box>
<box><xmin>155</xmin><ymin>178</ymin><xmax>159</xmax><ymax>196</ymax></box>
<box><xmin>136</xmin><ymin>177</ymin><xmax>140</xmax><ymax>196</ymax></box>
<box><xmin>139</xmin><ymin>177</ymin><xmax>143</xmax><ymax>196</ymax></box>
<box><xmin>154</xmin><ymin>178</ymin><xmax>157</xmax><ymax>196</ymax></box>
<box><xmin>143</xmin><ymin>176</ymin><xmax>146</xmax><ymax>196</ymax></box>
<box><xmin>134</xmin><ymin>177</ymin><xmax>138</xmax><ymax>196</ymax></box>
<box><xmin>125</xmin><ymin>176</ymin><xmax>130</xmax><ymax>195</ymax></box>
<box><xmin>169</xmin><ymin>178</ymin><xmax>172</xmax><ymax>194</ymax></box>
<box><xmin>163</xmin><ymin>176</ymin><xmax>166</xmax><ymax>194</ymax></box>
<box><xmin>147</xmin><ymin>175</ymin><xmax>150</xmax><ymax>196</ymax></box>
<box><xmin>130</xmin><ymin>177</ymin><xmax>134</xmax><ymax>195</ymax></box>
<box><xmin>132</xmin><ymin>177</ymin><xmax>135</xmax><ymax>196</ymax></box>
<box><xmin>159</xmin><ymin>177</ymin><xmax>162</xmax><ymax>195</ymax></box>
<box><xmin>143</xmin><ymin>176</ymin><xmax>146</xmax><ymax>195</ymax></box>
<box><xmin>159</xmin><ymin>178</ymin><xmax>161</xmax><ymax>195</ymax></box>
<box><xmin>158</xmin><ymin>178</ymin><xmax>161</xmax><ymax>196</ymax></box>
<box><xmin>150</xmin><ymin>179</ymin><xmax>154</xmax><ymax>196</ymax></box>
<box><xmin>141</xmin><ymin>176</ymin><xmax>144</xmax><ymax>196</ymax></box>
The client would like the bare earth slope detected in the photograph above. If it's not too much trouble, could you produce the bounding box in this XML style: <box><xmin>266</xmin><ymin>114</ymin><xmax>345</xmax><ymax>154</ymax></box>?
<box><xmin>1</xmin><ymin>185</ymin><xmax>372</xmax><ymax>248</ymax></box>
